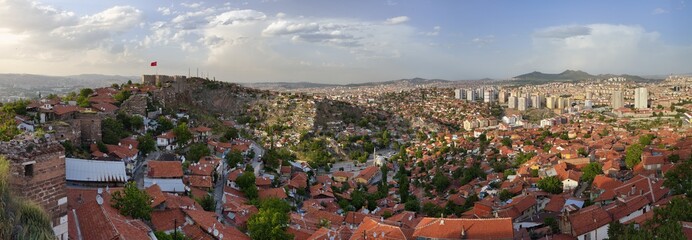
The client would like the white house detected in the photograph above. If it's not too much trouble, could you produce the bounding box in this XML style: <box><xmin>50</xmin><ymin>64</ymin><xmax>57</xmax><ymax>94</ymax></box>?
<box><xmin>157</xmin><ymin>131</ymin><xmax>176</xmax><ymax>150</ymax></box>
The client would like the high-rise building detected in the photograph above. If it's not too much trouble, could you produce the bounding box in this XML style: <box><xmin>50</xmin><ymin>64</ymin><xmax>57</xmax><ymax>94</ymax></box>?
<box><xmin>454</xmin><ymin>89</ymin><xmax>464</xmax><ymax>99</ymax></box>
<box><xmin>634</xmin><ymin>87</ymin><xmax>648</xmax><ymax>109</ymax></box>
<box><xmin>508</xmin><ymin>96</ymin><xmax>517</xmax><ymax>109</ymax></box>
<box><xmin>518</xmin><ymin>97</ymin><xmax>528</xmax><ymax>111</ymax></box>
<box><xmin>546</xmin><ymin>96</ymin><xmax>555</xmax><ymax>109</ymax></box>
<box><xmin>557</xmin><ymin>97</ymin><xmax>566</xmax><ymax>109</ymax></box>
<box><xmin>484</xmin><ymin>89</ymin><xmax>495</xmax><ymax>103</ymax></box>
<box><xmin>531</xmin><ymin>95</ymin><xmax>542</xmax><ymax>109</ymax></box>
<box><xmin>611</xmin><ymin>90</ymin><xmax>624</xmax><ymax>109</ymax></box>
<box><xmin>466</xmin><ymin>89</ymin><xmax>475</xmax><ymax>101</ymax></box>
<box><xmin>498</xmin><ymin>90</ymin><xmax>508</xmax><ymax>103</ymax></box>
<box><xmin>586</xmin><ymin>91</ymin><xmax>593</xmax><ymax>100</ymax></box>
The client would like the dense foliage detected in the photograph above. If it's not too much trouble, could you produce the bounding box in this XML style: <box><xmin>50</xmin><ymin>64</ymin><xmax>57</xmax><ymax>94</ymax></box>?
<box><xmin>537</xmin><ymin>176</ymin><xmax>563</xmax><ymax>194</ymax></box>
<box><xmin>110</xmin><ymin>181</ymin><xmax>153</xmax><ymax>220</ymax></box>
<box><xmin>247</xmin><ymin>198</ymin><xmax>293</xmax><ymax>240</ymax></box>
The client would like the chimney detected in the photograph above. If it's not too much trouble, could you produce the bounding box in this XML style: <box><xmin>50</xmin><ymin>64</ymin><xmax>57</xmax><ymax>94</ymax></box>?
<box><xmin>630</xmin><ymin>185</ymin><xmax>636</xmax><ymax>196</ymax></box>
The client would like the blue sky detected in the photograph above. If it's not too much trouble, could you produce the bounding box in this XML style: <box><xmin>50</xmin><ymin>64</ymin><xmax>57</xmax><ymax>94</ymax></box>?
<box><xmin>0</xmin><ymin>0</ymin><xmax>689</xmax><ymax>83</ymax></box>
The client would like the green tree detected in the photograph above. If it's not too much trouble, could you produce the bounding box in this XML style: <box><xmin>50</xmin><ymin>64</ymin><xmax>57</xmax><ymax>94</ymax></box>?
<box><xmin>0</xmin><ymin>111</ymin><xmax>20</xmax><ymax>141</ymax></box>
<box><xmin>172</xmin><ymin>123</ymin><xmax>192</xmax><ymax>146</ymax></box>
<box><xmin>537</xmin><ymin>176</ymin><xmax>563</xmax><ymax>194</ymax></box>
<box><xmin>663</xmin><ymin>159</ymin><xmax>692</xmax><ymax>197</ymax></box>
<box><xmin>79</xmin><ymin>88</ymin><xmax>94</xmax><ymax>98</ymax></box>
<box><xmin>195</xmin><ymin>194</ymin><xmax>216</xmax><ymax>211</ymax></box>
<box><xmin>129</xmin><ymin>115</ymin><xmax>144</xmax><ymax>132</ymax></box>
<box><xmin>625</xmin><ymin>143</ymin><xmax>644</xmax><ymax>169</ymax></box>
<box><xmin>237</xmin><ymin>171</ymin><xmax>258</xmax><ymax>200</ymax></box>
<box><xmin>639</xmin><ymin>134</ymin><xmax>655</xmax><ymax>146</ymax></box>
<box><xmin>226</xmin><ymin>149</ymin><xmax>244</xmax><ymax>167</ymax></box>
<box><xmin>113</xmin><ymin>90</ymin><xmax>132</xmax><ymax>104</ymax></box>
<box><xmin>137</xmin><ymin>133</ymin><xmax>156</xmax><ymax>156</ymax></box>
<box><xmin>405</xmin><ymin>197</ymin><xmax>420</xmax><ymax>212</ymax></box>
<box><xmin>222</xmin><ymin>127</ymin><xmax>239</xmax><ymax>142</ymax></box>
<box><xmin>101</xmin><ymin>117</ymin><xmax>127</xmax><ymax>144</ymax></box>
<box><xmin>155</xmin><ymin>116</ymin><xmax>174</xmax><ymax>135</ymax></box>
<box><xmin>581</xmin><ymin>162</ymin><xmax>603</xmax><ymax>183</ymax></box>
<box><xmin>501</xmin><ymin>137</ymin><xmax>512</xmax><ymax>147</ymax></box>
<box><xmin>154</xmin><ymin>231</ymin><xmax>189</xmax><ymax>240</ymax></box>
<box><xmin>499</xmin><ymin>189</ymin><xmax>513</xmax><ymax>201</ymax></box>
<box><xmin>248</xmin><ymin>198</ymin><xmax>293</xmax><ymax>240</ymax></box>
<box><xmin>544</xmin><ymin>217</ymin><xmax>560</xmax><ymax>234</ymax></box>
<box><xmin>186</xmin><ymin>143</ymin><xmax>210</xmax><ymax>163</ymax></box>
<box><xmin>432</xmin><ymin>171</ymin><xmax>450</xmax><ymax>192</ymax></box>
<box><xmin>0</xmin><ymin>156</ymin><xmax>55</xmax><ymax>240</ymax></box>
<box><xmin>110</xmin><ymin>181</ymin><xmax>153</xmax><ymax>220</ymax></box>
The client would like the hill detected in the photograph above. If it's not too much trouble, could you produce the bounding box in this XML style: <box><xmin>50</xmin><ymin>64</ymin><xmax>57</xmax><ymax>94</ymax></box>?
<box><xmin>512</xmin><ymin>70</ymin><xmax>653</xmax><ymax>83</ymax></box>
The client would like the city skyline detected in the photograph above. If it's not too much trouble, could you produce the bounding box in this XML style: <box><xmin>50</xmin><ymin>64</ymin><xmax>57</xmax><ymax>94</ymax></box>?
<box><xmin>0</xmin><ymin>0</ymin><xmax>690</xmax><ymax>83</ymax></box>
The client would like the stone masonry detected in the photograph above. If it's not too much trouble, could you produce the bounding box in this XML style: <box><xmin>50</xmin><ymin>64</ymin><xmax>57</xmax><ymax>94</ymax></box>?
<box><xmin>0</xmin><ymin>138</ymin><xmax>68</xmax><ymax>239</ymax></box>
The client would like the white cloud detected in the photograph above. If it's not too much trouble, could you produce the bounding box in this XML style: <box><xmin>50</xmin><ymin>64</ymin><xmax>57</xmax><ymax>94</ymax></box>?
<box><xmin>212</xmin><ymin>9</ymin><xmax>266</xmax><ymax>25</ymax></box>
<box><xmin>652</xmin><ymin>8</ymin><xmax>668</xmax><ymax>14</ymax></box>
<box><xmin>157</xmin><ymin>7</ymin><xmax>172</xmax><ymax>15</ymax></box>
<box><xmin>181</xmin><ymin>2</ymin><xmax>203</xmax><ymax>9</ymax></box>
<box><xmin>384</xmin><ymin>16</ymin><xmax>409</xmax><ymax>25</ymax></box>
<box><xmin>422</xmin><ymin>26</ymin><xmax>441</xmax><ymax>36</ymax></box>
<box><xmin>534</xmin><ymin>25</ymin><xmax>591</xmax><ymax>39</ymax></box>
<box><xmin>524</xmin><ymin>24</ymin><xmax>692</xmax><ymax>75</ymax></box>
<box><xmin>472</xmin><ymin>35</ymin><xmax>495</xmax><ymax>46</ymax></box>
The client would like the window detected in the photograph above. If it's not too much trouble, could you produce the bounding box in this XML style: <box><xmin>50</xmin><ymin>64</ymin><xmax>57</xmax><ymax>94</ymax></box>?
<box><xmin>24</xmin><ymin>164</ymin><xmax>34</xmax><ymax>177</ymax></box>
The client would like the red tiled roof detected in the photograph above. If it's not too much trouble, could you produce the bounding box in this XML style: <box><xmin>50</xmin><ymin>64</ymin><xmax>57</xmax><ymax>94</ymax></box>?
<box><xmin>350</xmin><ymin>217</ymin><xmax>413</xmax><ymax>240</ymax></box>
<box><xmin>145</xmin><ymin>184</ymin><xmax>166</xmax><ymax>207</ymax></box>
<box><xmin>356</xmin><ymin>166</ymin><xmax>379</xmax><ymax>183</ymax></box>
<box><xmin>184</xmin><ymin>209</ymin><xmax>250</xmax><ymax>240</ymax></box>
<box><xmin>75</xmin><ymin>201</ymin><xmax>152</xmax><ymax>240</ymax></box>
<box><xmin>258</xmin><ymin>188</ymin><xmax>288</xmax><ymax>200</ymax></box>
<box><xmin>92</xmin><ymin>102</ymin><xmax>119</xmax><ymax>113</ymax></box>
<box><xmin>148</xmin><ymin>161</ymin><xmax>183</xmax><ymax>178</ymax></box>
<box><xmin>567</xmin><ymin>205</ymin><xmax>612</xmax><ymax>236</ymax></box>
<box><xmin>54</xmin><ymin>105</ymin><xmax>80</xmax><ymax>115</ymax></box>
<box><xmin>187</xmin><ymin>175</ymin><xmax>213</xmax><ymax>189</ymax></box>
<box><xmin>151</xmin><ymin>209</ymin><xmax>186</xmax><ymax>232</ymax></box>
<box><xmin>413</xmin><ymin>217</ymin><xmax>514</xmax><ymax>240</ymax></box>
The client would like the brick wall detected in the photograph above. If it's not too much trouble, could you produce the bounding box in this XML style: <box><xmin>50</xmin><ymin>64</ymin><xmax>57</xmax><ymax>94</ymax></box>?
<box><xmin>0</xmin><ymin>139</ymin><xmax>68</xmax><ymax>229</ymax></box>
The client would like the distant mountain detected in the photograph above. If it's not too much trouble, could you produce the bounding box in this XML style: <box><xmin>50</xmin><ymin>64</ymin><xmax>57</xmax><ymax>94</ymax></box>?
<box><xmin>512</xmin><ymin>70</ymin><xmax>654</xmax><ymax>83</ymax></box>
<box><xmin>513</xmin><ymin>70</ymin><xmax>594</xmax><ymax>81</ymax></box>
<box><xmin>242</xmin><ymin>77</ymin><xmax>456</xmax><ymax>90</ymax></box>
<box><xmin>0</xmin><ymin>74</ymin><xmax>136</xmax><ymax>87</ymax></box>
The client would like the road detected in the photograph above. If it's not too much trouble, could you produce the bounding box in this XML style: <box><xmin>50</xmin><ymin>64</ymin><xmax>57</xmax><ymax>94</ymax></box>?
<box><xmin>213</xmin><ymin>140</ymin><xmax>266</xmax><ymax>220</ymax></box>
<box><xmin>133</xmin><ymin>151</ymin><xmax>162</xmax><ymax>188</ymax></box>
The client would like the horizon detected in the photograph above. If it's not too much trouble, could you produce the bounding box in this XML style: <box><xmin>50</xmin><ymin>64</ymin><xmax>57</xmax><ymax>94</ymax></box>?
<box><xmin>0</xmin><ymin>0</ymin><xmax>690</xmax><ymax>83</ymax></box>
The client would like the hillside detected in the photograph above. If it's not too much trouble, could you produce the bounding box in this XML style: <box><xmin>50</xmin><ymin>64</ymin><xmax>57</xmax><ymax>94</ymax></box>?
<box><xmin>512</xmin><ymin>70</ymin><xmax>653</xmax><ymax>83</ymax></box>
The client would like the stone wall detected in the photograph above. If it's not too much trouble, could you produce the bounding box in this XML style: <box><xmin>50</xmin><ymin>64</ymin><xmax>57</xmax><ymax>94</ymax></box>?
<box><xmin>75</xmin><ymin>112</ymin><xmax>102</xmax><ymax>145</ymax></box>
<box><xmin>0</xmin><ymin>139</ymin><xmax>68</xmax><ymax>238</ymax></box>
<box><xmin>120</xmin><ymin>93</ymin><xmax>149</xmax><ymax>116</ymax></box>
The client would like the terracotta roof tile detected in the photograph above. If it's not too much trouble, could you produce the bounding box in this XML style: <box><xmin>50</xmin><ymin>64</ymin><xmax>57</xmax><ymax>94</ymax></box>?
<box><xmin>148</xmin><ymin>161</ymin><xmax>183</xmax><ymax>178</ymax></box>
<box><xmin>413</xmin><ymin>217</ymin><xmax>513</xmax><ymax>239</ymax></box>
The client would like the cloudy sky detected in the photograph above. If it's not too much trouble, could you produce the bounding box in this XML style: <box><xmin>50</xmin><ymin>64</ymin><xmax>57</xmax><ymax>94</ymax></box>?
<box><xmin>0</xmin><ymin>0</ymin><xmax>690</xmax><ymax>83</ymax></box>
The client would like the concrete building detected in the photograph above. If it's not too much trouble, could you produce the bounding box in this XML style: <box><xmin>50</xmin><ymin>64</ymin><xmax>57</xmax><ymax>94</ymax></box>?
<box><xmin>557</xmin><ymin>97</ymin><xmax>566</xmax><ymax>109</ymax></box>
<box><xmin>466</xmin><ymin>89</ymin><xmax>475</xmax><ymax>102</ymax></box>
<box><xmin>484</xmin><ymin>89</ymin><xmax>496</xmax><ymax>103</ymax></box>
<box><xmin>518</xmin><ymin>97</ymin><xmax>528</xmax><ymax>111</ymax></box>
<box><xmin>586</xmin><ymin>91</ymin><xmax>593</xmax><ymax>100</ymax></box>
<box><xmin>634</xmin><ymin>87</ymin><xmax>648</xmax><ymax>109</ymax></box>
<box><xmin>546</xmin><ymin>96</ymin><xmax>555</xmax><ymax>109</ymax></box>
<box><xmin>531</xmin><ymin>95</ymin><xmax>542</xmax><ymax>109</ymax></box>
<box><xmin>1</xmin><ymin>139</ymin><xmax>68</xmax><ymax>239</ymax></box>
<box><xmin>454</xmin><ymin>89</ymin><xmax>464</xmax><ymax>100</ymax></box>
<box><xmin>498</xmin><ymin>90</ymin><xmax>508</xmax><ymax>103</ymax></box>
<box><xmin>611</xmin><ymin>90</ymin><xmax>624</xmax><ymax>109</ymax></box>
<box><xmin>508</xmin><ymin>96</ymin><xmax>518</xmax><ymax>109</ymax></box>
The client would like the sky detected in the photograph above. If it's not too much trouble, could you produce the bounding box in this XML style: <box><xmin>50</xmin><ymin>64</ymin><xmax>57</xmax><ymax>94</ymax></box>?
<box><xmin>0</xmin><ymin>0</ymin><xmax>690</xmax><ymax>83</ymax></box>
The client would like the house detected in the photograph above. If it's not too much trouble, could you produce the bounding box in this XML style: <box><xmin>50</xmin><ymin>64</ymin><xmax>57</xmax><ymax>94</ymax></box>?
<box><xmin>157</xmin><ymin>131</ymin><xmax>176</xmax><ymax>150</ymax></box>
<box><xmin>144</xmin><ymin>161</ymin><xmax>186</xmax><ymax>193</ymax></box>
<box><xmin>560</xmin><ymin>205</ymin><xmax>612</xmax><ymax>240</ymax></box>
<box><xmin>190</xmin><ymin>126</ymin><xmax>212</xmax><ymax>142</ymax></box>
<box><xmin>333</xmin><ymin>171</ymin><xmax>352</xmax><ymax>182</ymax></box>
<box><xmin>183</xmin><ymin>209</ymin><xmax>250</xmax><ymax>239</ymax></box>
<box><xmin>412</xmin><ymin>217</ymin><xmax>514</xmax><ymax>240</ymax></box>
<box><xmin>355</xmin><ymin>166</ymin><xmax>382</xmax><ymax>185</ymax></box>
<box><xmin>65</xmin><ymin>158</ymin><xmax>128</xmax><ymax>187</ymax></box>
<box><xmin>349</xmin><ymin>217</ymin><xmax>412</xmax><ymax>240</ymax></box>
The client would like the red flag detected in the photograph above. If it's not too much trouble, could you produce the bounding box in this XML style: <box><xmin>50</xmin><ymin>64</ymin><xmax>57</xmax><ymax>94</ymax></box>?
<box><xmin>150</xmin><ymin>61</ymin><xmax>157</xmax><ymax>67</ymax></box>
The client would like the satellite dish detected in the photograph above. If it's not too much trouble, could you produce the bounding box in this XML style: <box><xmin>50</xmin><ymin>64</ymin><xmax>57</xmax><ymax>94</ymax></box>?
<box><xmin>219</xmin><ymin>234</ymin><xmax>223</xmax><ymax>239</ymax></box>
<box><xmin>96</xmin><ymin>195</ymin><xmax>104</xmax><ymax>205</ymax></box>
<box><xmin>97</xmin><ymin>188</ymin><xmax>103</xmax><ymax>195</ymax></box>
<box><xmin>213</xmin><ymin>229</ymin><xmax>219</xmax><ymax>237</ymax></box>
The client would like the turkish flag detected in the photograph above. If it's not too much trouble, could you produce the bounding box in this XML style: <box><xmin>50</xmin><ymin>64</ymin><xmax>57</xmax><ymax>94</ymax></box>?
<box><xmin>150</xmin><ymin>61</ymin><xmax>157</xmax><ymax>67</ymax></box>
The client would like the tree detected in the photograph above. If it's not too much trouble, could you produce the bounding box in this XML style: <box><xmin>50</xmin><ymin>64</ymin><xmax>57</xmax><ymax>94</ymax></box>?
<box><xmin>154</xmin><ymin>231</ymin><xmax>189</xmax><ymax>240</ymax></box>
<box><xmin>155</xmin><ymin>116</ymin><xmax>174</xmax><ymax>135</ymax></box>
<box><xmin>663</xmin><ymin>160</ymin><xmax>692</xmax><ymax>197</ymax></box>
<box><xmin>0</xmin><ymin>111</ymin><xmax>20</xmax><ymax>141</ymax></box>
<box><xmin>248</xmin><ymin>198</ymin><xmax>293</xmax><ymax>240</ymax></box>
<box><xmin>625</xmin><ymin>143</ymin><xmax>644</xmax><ymax>169</ymax></box>
<box><xmin>129</xmin><ymin>115</ymin><xmax>144</xmax><ymax>132</ymax></box>
<box><xmin>537</xmin><ymin>176</ymin><xmax>563</xmax><ymax>194</ymax></box>
<box><xmin>196</xmin><ymin>194</ymin><xmax>216</xmax><ymax>211</ymax></box>
<box><xmin>499</xmin><ymin>189</ymin><xmax>513</xmax><ymax>201</ymax></box>
<box><xmin>113</xmin><ymin>90</ymin><xmax>132</xmax><ymax>104</ymax></box>
<box><xmin>501</xmin><ymin>137</ymin><xmax>512</xmax><ymax>147</ymax></box>
<box><xmin>225</xmin><ymin>149</ymin><xmax>244</xmax><ymax>167</ymax></box>
<box><xmin>581</xmin><ymin>162</ymin><xmax>603</xmax><ymax>183</ymax></box>
<box><xmin>544</xmin><ymin>217</ymin><xmax>560</xmax><ymax>234</ymax></box>
<box><xmin>79</xmin><ymin>88</ymin><xmax>94</xmax><ymax>98</ymax></box>
<box><xmin>186</xmin><ymin>143</ymin><xmax>210</xmax><ymax>163</ymax></box>
<box><xmin>639</xmin><ymin>134</ymin><xmax>655</xmax><ymax>146</ymax></box>
<box><xmin>432</xmin><ymin>171</ymin><xmax>450</xmax><ymax>192</ymax></box>
<box><xmin>237</xmin><ymin>171</ymin><xmax>258</xmax><ymax>200</ymax></box>
<box><xmin>0</xmin><ymin>157</ymin><xmax>55</xmax><ymax>239</ymax></box>
<box><xmin>137</xmin><ymin>134</ymin><xmax>156</xmax><ymax>156</ymax></box>
<box><xmin>172</xmin><ymin>123</ymin><xmax>192</xmax><ymax>146</ymax></box>
<box><xmin>110</xmin><ymin>181</ymin><xmax>153</xmax><ymax>220</ymax></box>
<box><xmin>405</xmin><ymin>197</ymin><xmax>420</xmax><ymax>212</ymax></box>
<box><xmin>102</xmin><ymin>117</ymin><xmax>127</xmax><ymax>144</ymax></box>
<box><xmin>222</xmin><ymin>127</ymin><xmax>239</xmax><ymax>142</ymax></box>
